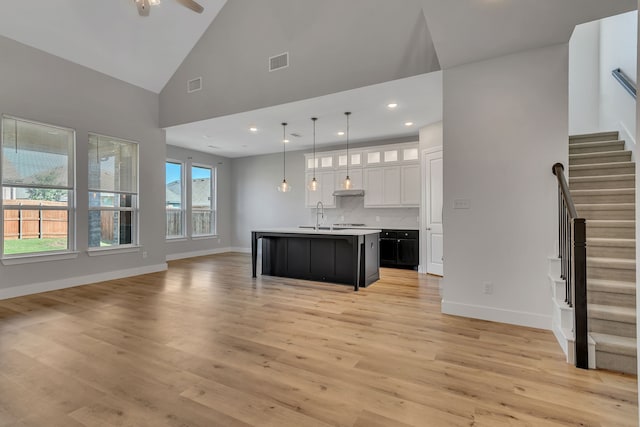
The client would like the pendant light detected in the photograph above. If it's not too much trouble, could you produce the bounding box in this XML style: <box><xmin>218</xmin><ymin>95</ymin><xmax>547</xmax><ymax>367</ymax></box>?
<box><xmin>342</xmin><ymin>112</ymin><xmax>352</xmax><ymax>190</ymax></box>
<box><xmin>277</xmin><ymin>122</ymin><xmax>292</xmax><ymax>192</ymax></box>
<box><xmin>308</xmin><ymin>117</ymin><xmax>319</xmax><ymax>192</ymax></box>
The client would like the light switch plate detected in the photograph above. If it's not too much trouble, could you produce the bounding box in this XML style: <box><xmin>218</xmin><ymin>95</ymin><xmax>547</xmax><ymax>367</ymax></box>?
<box><xmin>454</xmin><ymin>199</ymin><xmax>470</xmax><ymax>209</ymax></box>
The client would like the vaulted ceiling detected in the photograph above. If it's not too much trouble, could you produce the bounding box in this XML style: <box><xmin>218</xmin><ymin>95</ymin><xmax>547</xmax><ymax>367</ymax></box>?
<box><xmin>0</xmin><ymin>0</ymin><xmax>227</xmax><ymax>93</ymax></box>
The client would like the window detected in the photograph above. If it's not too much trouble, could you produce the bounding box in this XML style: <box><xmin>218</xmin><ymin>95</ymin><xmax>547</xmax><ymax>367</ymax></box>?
<box><xmin>191</xmin><ymin>165</ymin><xmax>215</xmax><ymax>236</ymax></box>
<box><xmin>88</xmin><ymin>134</ymin><xmax>138</xmax><ymax>248</ymax></box>
<box><xmin>1</xmin><ymin>116</ymin><xmax>75</xmax><ymax>256</ymax></box>
<box><xmin>166</xmin><ymin>161</ymin><xmax>184</xmax><ymax>238</ymax></box>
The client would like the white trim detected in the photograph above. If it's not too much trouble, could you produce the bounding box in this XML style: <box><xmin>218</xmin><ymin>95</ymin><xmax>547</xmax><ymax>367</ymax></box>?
<box><xmin>441</xmin><ymin>300</ymin><xmax>552</xmax><ymax>330</ymax></box>
<box><xmin>87</xmin><ymin>245</ymin><xmax>141</xmax><ymax>256</ymax></box>
<box><xmin>619</xmin><ymin>120</ymin><xmax>636</xmax><ymax>146</ymax></box>
<box><xmin>166</xmin><ymin>237</ymin><xmax>188</xmax><ymax>242</ymax></box>
<box><xmin>228</xmin><ymin>247</ymin><xmax>251</xmax><ymax>254</ymax></box>
<box><xmin>166</xmin><ymin>246</ymin><xmax>232</xmax><ymax>261</ymax></box>
<box><xmin>2</xmin><ymin>251</ymin><xmax>79</xmax><ymax>265</ymax></box>
<box><xmin>0</xmin><ymin>263</ymin><xmax>167</xmax><ymax>300</ymax></box>
<box><xmin>191</xmin><ymin>234</ymin><xmax>218</xmax><ymax>240</ymax></box>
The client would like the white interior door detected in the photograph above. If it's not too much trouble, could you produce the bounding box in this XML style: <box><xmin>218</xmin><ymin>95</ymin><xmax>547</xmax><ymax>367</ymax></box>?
<box><xmin>424</xmin><ymin>150</ymin><xmax>443</xmax><ymax>276</ymax></box>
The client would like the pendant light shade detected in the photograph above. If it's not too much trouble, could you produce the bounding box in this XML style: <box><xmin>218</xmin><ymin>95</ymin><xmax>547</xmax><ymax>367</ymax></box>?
<box><xmin>342</xmin><ymin>112</ymin><xmax>352</xmax><ymax>190</ymax></box>
<box><xmin>307</xmin><ymin>117</ymin><xmax>319</xmax><ymax>192</ymax></box>
<box><xmin>277</xmin><ymin>122</ymin><xmax>292</xmax><ymax>192</ymax></box>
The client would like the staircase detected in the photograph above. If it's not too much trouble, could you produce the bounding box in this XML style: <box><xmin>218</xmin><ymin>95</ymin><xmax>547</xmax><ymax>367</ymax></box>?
<box><xmin>569</xmin><ymin>131</ymin><xmax>637</xmax><ymax>375</ymax></box>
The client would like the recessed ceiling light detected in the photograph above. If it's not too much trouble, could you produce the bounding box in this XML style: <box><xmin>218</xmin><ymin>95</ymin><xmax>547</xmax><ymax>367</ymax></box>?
<box><xmin>203</xmin><ymin>134</ymin><xmax>213</xmax><ymax>139</ymax></box>
<box><xmin>387</xmin><ymin>103</ymin><xmax>398</xmax><ymax>109</ymax></box>
<box><xmin>283</xmin><ymin>139</ymin><xmax>290</xmax><ymax>143</ymax></box>
<box><xmin>337</xmin><ymin>131</ymin><xmax>345</xmax><ymax>136</ymax></box>
<box><xmin>249</xmin><ymin>126</ymin><xmax>258</xmax><ymax>132</ymax></box>
<box><xmin>404</xmin><ymin>122</ymin><xmax>414</xmax><ymax>127</ymax></box>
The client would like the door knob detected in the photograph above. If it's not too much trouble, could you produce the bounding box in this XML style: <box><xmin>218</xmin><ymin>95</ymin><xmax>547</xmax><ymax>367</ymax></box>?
<box><xmin>426</xmin><ymin>227</ymin><xmax>431</xmax><ymax>231</ymax></box>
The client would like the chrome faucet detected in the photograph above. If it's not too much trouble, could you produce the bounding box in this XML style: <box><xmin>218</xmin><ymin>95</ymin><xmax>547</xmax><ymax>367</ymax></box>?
<box><xmin>315</xmin><ymin>201</ymin><xmax>324</xmax><ymax>230</ymax></box>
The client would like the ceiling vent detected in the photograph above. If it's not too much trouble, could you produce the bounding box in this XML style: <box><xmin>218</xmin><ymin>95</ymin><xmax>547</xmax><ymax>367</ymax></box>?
<box><xmin>187</xmin><ymin>77</ymin><xmax>202</xmax><ymax>93</ymax></box>
<box><xmin>269</xmin><ymin>52</ymin><xmax>289</xmax><ymax>72</ymax></box>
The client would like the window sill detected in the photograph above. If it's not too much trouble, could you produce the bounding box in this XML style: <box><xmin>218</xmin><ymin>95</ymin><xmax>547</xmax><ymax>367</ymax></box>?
<box><xmin>87</xmin><ymin>245</ymin><xmax>141</xmax><ymax>257</ymax></box>
<box><xmin>166</xmin><ymin>237</ymin><xmax>188</xmax><ymax>242</ymax></box>
<box><xmin>2</xmin><ymin>251</ymin><xmax>80</xmax><ymax>266</ymax></box>
<box><xmin>192</xmin><ymin>235</ymin><xmax>219</xmax><ymax>240</ymax></box>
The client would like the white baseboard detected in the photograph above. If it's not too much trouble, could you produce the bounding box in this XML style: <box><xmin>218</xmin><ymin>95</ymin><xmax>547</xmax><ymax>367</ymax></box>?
<box><xmin>441</xmin><ymin>300</ymin><xmax>552</xmax><ymax>330</ymax></box>
<box><xmin>166</xmin><ymin>247</ymin><xmax>234</xmax><ymax>261</ymax></box>
<box><xmin>0</xmin><ymin>263</ymin><xmax>168</xmax><ymax>301</ymax></box>
<box><xmin>228</xmin><ymin>247</ymin><xmax>251</xmax><ymax>254</ymax></box>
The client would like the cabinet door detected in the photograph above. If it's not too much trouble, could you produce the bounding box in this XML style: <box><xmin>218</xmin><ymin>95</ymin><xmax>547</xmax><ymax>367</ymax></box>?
<box><xmin>305</xmin><ymin>172</ymin><xmax>322</xmax><ymax>208</ymax></box>
<box><xmin>379</xmin><ymin>238</ymin><xmax>397</xmax><ymax>266</ymax></box>
<box><xmin>397</xmin><ymin>238</ymin><xmax>418</xmax><ymax>266</ymax></box>
<box><xmin>401</xmin><ymin>164</ymin><xmax>420</xmax><ymax>206</ymax></box>
<box><xmin>364</xmin><ymin>168</ymin><xmax>384</xmax><ymax>206</ymax></box>
<box><xmin>382</xmin><ymin>167</ymin><xmax>401</xmax><ymax>205</ymax></box>
<box><xmin>320</xmin><ymin>171</ymin><xmax>336</xmax><ymax>207</ymax></box>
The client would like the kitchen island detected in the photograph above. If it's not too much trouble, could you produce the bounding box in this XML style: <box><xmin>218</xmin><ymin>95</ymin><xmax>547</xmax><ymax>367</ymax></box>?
<box><xmin>251</xmin><ymin>228</ymin><xmax>380</xmax><ymax>291</ymax></box>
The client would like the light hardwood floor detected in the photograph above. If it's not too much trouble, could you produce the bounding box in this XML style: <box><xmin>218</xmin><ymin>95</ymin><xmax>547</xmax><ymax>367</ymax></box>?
<box><xmin>0</xmin><ymin>253</ymin><xmax>637</xmax><ymax>426</ymax></box>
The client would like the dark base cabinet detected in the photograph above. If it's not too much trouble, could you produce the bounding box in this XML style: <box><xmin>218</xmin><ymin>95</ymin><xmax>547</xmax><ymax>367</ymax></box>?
<box><xmin>380</xmin><ymin>229</ymin><xmax>419</xmax><ymax>270</ymax></box>
<box><xmin>261</xmin><ymin>233</ymin><xmax>379</xmax><ymax>288</ymax></box>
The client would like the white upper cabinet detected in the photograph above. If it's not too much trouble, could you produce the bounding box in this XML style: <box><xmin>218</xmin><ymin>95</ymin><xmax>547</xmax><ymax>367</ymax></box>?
<box><xmin>305</xmin><ymin>142</ymin><xmax>419</xmax><ymax>208</ymax></box>
<box><xmin>401</xmin><ymin>164</ymin><xmax>421</xmax><ymax>206</ymax></box>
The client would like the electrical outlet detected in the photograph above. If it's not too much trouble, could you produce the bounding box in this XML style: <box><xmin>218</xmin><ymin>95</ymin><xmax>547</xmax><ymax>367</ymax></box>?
<box><xmin>483</xmin><ymin>282</ymin><xmax>493</xmax><ymax>295</ymax></box>
<box><xmin>340</xmin><ymin>215</ymin><xmax>345</xmax><ymax>221</ymax></box>
<box><xmin>218</xmin><ymin>238</ymin><xmax>221</xmax><ymax>243</ymax></box>
<box><xmin>142</xmin><ymin>251</ymin><xmax>148</xmax><ymax>259</ymax></box>
<box><xmin>375</xmin><ymin>216</ymin><xmax>380</xmax><ymax>222</ymax></box>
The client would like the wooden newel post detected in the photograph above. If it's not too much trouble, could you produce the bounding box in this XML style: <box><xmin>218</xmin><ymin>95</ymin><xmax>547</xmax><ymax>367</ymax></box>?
<box><xmin>573</xmin><ymin>218</ymin><xmax>588</xmax><ymax>369</ymax></box>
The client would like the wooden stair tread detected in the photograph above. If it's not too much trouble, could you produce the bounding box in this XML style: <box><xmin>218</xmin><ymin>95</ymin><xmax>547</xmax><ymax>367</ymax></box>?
<box><xmin>590</xmin><ymin>333</ymin><xmax>637</xmax><ymax>357</ymax></box>
<box><xmin>588</xmin><ymin>279</ymin><xmax>636</xmax><ymax>295</ymax></box>
<box><xmin>569</xmin><ymin>131</ymin><xmax>619</xmax><ymax>142</ymax></box>
<box><xmin>569</xmin><ymin>150</ymin><xmax>631</xmax><ymax>159</ymax></box>
<box><xmin>587</xmin><ymin>257</ymin><xmax>636</xmax><ymax>269</ymax></box>
<box><xmin>587</xmin><ymin>220</ymin><xmax>635</xmax><ymax>227</ymax></box>
<box><xmin>575</xmin><ymin>203</ymin><xmax>635</xmax><ymax>210</ymax></box>
<box><xmin>569</xmin><ymin>161</ymin><xmax>634</xmax><ymax>170</ymax></box>
<box><xmin>572</xmin><ymin>188</ymin><xmax>635</xmax><ymax>195</ymax></box>
<box><xmin>569</xmin><ymin>174</ymin><xmax>635</xmax><ymax>182</ymax></box>
<box><xmin>588</xmin><ymin>304</ymin><xmax>636</xmax><ymax>323</ymax></box>
<box><xmin>587</xmin><ymin>237</ymin><xmax>636</xmax><ymax>247</ymax></box>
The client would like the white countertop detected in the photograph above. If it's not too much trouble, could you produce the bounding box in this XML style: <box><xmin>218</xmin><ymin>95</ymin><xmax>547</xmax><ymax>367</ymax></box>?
<box><xmin>255</xmin><ymin>227</ymin><xmax>381</xmax><ymax>236</ymax></box>
<box><xmin>299</xmin><ymin>225</ymin><xmax>419</xmax><ymax>231</ymax></box>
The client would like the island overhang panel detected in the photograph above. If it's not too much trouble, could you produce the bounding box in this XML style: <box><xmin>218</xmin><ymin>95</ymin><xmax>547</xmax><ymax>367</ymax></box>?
<box><xmin>251</xmin><ymin>229</ymin><xmax>380</xmax><ymax>291</ymax></box>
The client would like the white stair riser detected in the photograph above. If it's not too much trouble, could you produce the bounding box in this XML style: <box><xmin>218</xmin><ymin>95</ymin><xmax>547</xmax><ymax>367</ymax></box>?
<box><xmin>590</xmin><ymin>318</ymin><xmax>637</xmax><ymax>337</ymax></box>
<box><xmin>570</xmin><ymin>165</ymin><xmax>635</xmax><ymax>177</ymax></box>
<box><xmin>570</xmin><ymin>177</ymin><xmax>635</xmax><ymax>190</ymax></box>
<box><xmin>569</xmin><ymin>153</ymin><xmax>631</xmax><ymax>166</ymax></box>
<box><xmin>570</xmin><ymin>133</ymin><xmax>619</xmax><ymax>144</ymax></box>
<box><xmin>569</xmin><ymin>142</ymin><xmax>625</xmax><ymax>155</ymax></box>
<box><xmin>587</xmin><ymin>246</ymin><xmax>635</xmax><ymax>259</ymax></box>
<box><xmin>588</xmin><ymin>291</ymin><xmax>636</xmax><ymax>308</ymax></box>
<box><xmin>596</xmin><ymin>351</ymin><xmax>637</xmax><ymax>375</ymax></box>
<box><xmin>587</xmin><ymin>266</ymin><xmax>635</xmax><ymax>281</ymax></box>
<box><xmin>586</xmin><ymin>226</ymin><xmax>634</xmax><ymax>239</ymax></box>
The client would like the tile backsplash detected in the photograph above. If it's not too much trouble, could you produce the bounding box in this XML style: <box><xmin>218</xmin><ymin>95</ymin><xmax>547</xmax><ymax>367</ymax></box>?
<box><xmin>307</xmin><ymin>196</ymin><xmax>419</xmax><ymax>228</ymax></box>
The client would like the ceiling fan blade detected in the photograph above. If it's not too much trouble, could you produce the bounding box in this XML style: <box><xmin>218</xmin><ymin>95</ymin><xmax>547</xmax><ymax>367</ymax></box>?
<box><xmin>135</xmin><ymin>0</ymin><xmax>151</xmax><ymax>16</ymax></box>
<box><xmin>176</xmin><ymin>0</ymin><xmax>204</xmax><ymax>14</ymax></box>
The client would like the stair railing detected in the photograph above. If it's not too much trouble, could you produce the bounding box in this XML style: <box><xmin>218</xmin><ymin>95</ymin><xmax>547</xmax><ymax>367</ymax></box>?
<box><xmin>612</xmin><ymin>68</ymin><xmax>637</xmax><ymax>99</ymax></box>
<box><xmin>552</xmin><ymin>162</ymin><xmax>588</xmax><ymax>369</ymax></box>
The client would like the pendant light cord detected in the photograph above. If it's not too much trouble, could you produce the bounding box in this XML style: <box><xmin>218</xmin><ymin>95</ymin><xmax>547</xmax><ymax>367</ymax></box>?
<box><xmin>345</xmin><ymin>112</ymin><xmax>351</xmax><ymax>178</ymax></box>
<box><xmin>282</xmin><ymin>122</ymin><xmax>287</xmax><ymax>180</ymax></box>
<box><xmin>312</xmin><ymin>117</ymin><xmax>317</xmax><ymax>179</ymax></box>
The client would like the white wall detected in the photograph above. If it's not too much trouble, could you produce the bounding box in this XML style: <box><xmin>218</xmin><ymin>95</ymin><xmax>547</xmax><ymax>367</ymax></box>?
<box><xmin>441</xmin><ymin>44</ymin><xmax>569</xmax><ymax>329</ymax></box>
<box><xmin>0</xmin><ymin>35</ymin><xmax>167</xmax><ymax>298</ymax></box>
<box><xmin>569</xmin><ymin>21</ymin><xmax>601</xmax><ymax>134</ymax></box>
<box><xmin>420</xmin><ymin>121</ymin><xmax>443</xmax><ymax>151</ymax></box>
<box><xmin>164</xmin><ymin>145</ymin><xmax>233</xmax><ymax>259</ymax></box>
<box><xmin>569</xmin><ymin>11</ymin><xmax>637</xmax><ymax>143</ymax></box>
<box><xmin>600</xmin><ymin>11</ymin><xmax>638</xmax><ymax>145</ymax></box>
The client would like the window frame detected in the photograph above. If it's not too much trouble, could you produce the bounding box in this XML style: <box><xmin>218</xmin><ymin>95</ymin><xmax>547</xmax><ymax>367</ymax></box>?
<box><xmin>165</xmin><ymin>159</ymin><xmax>186</xmax><ymax>240</ymax></box>
<box><xmin>190</xmin><ymin>163</ymin><xmax>217</xmax><ymax>238</ymax></box>
<box><xmin>0</xmin><ymin>115</ymin><xmax>77</xmax><ymax>260</ymax></box>
<box><xmin>87</xmin><ymin>132</ymin><xmax>140</xmax><ymax>252</ymax></box>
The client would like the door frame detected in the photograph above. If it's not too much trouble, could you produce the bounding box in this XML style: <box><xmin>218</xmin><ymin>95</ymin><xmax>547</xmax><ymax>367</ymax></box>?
<box><xmin>420</xmin><ymin>146</ymin><xmax>443</xmax><ymax>275</ymax></box>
